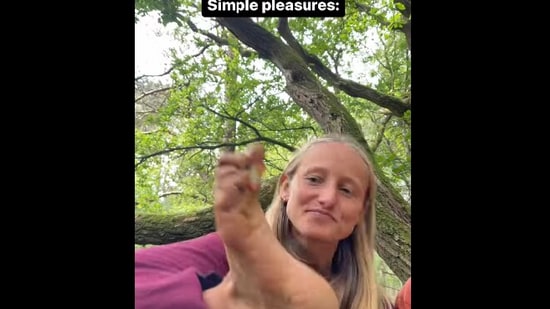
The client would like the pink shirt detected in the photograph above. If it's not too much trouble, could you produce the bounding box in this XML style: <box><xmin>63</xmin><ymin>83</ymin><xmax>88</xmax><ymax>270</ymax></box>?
<box><xmin>135</xmin><ymin>233</ymin><xmax>229</xmax><ymax>309</ymax></box>
<box><xmin>395</xmin><ymin>277</ymin><xmax>411</xmax><ymax>309</ymax></box>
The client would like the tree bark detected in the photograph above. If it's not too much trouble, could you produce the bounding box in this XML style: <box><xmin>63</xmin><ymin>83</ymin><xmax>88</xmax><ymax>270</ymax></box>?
<box><xmin>135</xmin><ymin>209</ymin><xmax>214</xmax><ymax>245</ymax></box>
<box><xmin>216</xmin><ymin>17</ymin><xmax>411</xmax><ymax>282</ymax></box>
<box><xmin>135</xmin><ymin>178</ymin><xmax>278</xmax><ymax>245</ymax></box>
<box><xmin>135</xmin><ymin>176</ymin><xmax>410</xmax><ymax>281</ymax></box>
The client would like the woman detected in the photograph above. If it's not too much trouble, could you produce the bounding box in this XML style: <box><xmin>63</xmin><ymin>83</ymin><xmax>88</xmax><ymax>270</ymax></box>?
<box><xmin>135</xmin><ymin>134</ymin><xmax>397</xmax><ymax>309</ymax></box>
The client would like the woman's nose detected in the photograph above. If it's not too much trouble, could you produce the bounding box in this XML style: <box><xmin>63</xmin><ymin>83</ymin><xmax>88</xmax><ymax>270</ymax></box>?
<box><xmin>317</xmin><ymin>185</ymin><xmax>337</xmax><ymax>207</ymax></box>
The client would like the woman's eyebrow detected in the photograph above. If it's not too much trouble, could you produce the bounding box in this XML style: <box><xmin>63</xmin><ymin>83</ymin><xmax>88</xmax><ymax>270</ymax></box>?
<box><xmin>302</xmin><ymin>166</ymin><xmax>326</xmax><ymax>174</ymax></box>
<box><xmin>302</xmin><ymin>166</ymin><xmax>365</xmax><ymax>188</ymax></box>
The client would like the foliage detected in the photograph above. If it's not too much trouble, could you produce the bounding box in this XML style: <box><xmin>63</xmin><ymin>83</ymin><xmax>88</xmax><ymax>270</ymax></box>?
<box><xmin>375</xmin><ymin>252</ymin><xmax>403</xmax><ymax>299</ymax></box>
<box><xmin>135</xmin><ymin>1</ymin><xmax>411</xmax><ymax>211</ymax></box>
<box><xmin>134</xmin><ymin>0</ymin><xmax>411</xmax><ymax>282</ymax></box>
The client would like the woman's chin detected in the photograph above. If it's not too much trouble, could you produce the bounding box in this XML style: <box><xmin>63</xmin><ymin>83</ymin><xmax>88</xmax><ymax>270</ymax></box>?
<box><xmin>295</xmin><ymin>225</ymin><xmax>337</xmax><ymax>243</ymax></box>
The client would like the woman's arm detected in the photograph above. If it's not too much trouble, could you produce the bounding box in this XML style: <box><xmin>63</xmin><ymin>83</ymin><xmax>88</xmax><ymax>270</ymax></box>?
<box><xmin>135</xmin><ymin>232</ymin><xmax>229</xmax><ymax>309</ymax></box>
<box><xmin>209</xmin><ymin>144</ymin><xmax>339</xmax><ymax>309</ymax></box>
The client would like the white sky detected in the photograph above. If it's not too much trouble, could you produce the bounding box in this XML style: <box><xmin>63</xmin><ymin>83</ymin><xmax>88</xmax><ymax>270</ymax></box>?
<box><xmin>135</xmin><ymin>13</ymin><xmax>381</xmax><ymax>87</ymax></box>
<box><xmin>135</xmin><ymin>12</ymin><xmax>178</xmax><ymax>79</ymax></box>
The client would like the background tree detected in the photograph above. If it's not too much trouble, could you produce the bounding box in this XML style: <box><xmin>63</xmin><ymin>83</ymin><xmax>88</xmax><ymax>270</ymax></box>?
<box><xmin>134</xmin><ymin>0</ymin><xmax>411</xmax><ymax>287</ymax></box>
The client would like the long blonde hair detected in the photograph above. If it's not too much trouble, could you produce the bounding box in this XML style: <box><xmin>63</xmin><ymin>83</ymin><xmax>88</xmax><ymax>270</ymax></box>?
<box><xmin>265</xmin><ymin>134</ymin><xmax>389</xmax><ymax>309</ymax></box>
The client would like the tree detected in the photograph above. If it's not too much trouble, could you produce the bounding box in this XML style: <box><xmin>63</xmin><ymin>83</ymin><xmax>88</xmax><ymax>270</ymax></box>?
<box><xmin>134</xmin><ymin>0</ymin><xmax>411</xmax><ymax>282</ymax></box>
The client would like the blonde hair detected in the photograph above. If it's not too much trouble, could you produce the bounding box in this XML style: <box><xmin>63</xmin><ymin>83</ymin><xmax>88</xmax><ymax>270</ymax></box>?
<box><xmin>265</xmin><ymin>134</ymin><xmax>389</xmax><ymax>309</ymax></box>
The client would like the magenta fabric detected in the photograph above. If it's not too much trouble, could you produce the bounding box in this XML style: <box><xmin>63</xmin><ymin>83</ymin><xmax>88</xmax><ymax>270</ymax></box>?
<box><xmin>135</xmin><ymin>232</ymin><xmax>229</xmax><ymax>309</ymax></box>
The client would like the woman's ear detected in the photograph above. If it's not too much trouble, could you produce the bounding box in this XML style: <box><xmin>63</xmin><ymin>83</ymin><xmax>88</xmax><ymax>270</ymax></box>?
<box><xmin>279</xmin><ymin>174</ymin><xmax>290</xmax><ymax>201</ymax></box>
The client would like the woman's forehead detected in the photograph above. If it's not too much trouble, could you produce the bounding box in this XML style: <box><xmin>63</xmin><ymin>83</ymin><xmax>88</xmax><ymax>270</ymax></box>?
<box><xmin>301</xmin><ymin>142</ymin><xmax>365</xmax><ymax>163</ymax></box>
<box><xmin>297</xmin><ymin>143</ymin><xmax>369</xmax><ymax>184</ymax></box>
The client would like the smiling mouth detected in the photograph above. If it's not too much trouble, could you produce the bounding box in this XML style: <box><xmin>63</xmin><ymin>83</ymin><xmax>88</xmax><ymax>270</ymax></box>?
<box><xmin>306</xmin><ymin>209</ymin><xmax>336</xmax><ymax>221</ymax></box>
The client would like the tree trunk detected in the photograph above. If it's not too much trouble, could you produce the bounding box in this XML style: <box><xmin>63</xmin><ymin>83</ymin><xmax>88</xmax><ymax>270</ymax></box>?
<box><xmin>217</xmin><ymin>18</ymin><xmax>411</xmax><ymax>282</ymax></box>
<box><xmin>135</xmin><ymin>209</ymin><xmax>215</xmax><ymax>245</ymax></box>
<box><xmin>135</xmin><ymin>177</ymin><xmax>410</xmax><ymax>281</ymax></box>
<box><xmin>137</xmin><ymin>175</ymin><xmax>410</xmax><ymax>282</ymax></box>
<box><xmin>135</xmin><ymin>178</ymin><xmax>277</xmax><ymax>244</ymax></box>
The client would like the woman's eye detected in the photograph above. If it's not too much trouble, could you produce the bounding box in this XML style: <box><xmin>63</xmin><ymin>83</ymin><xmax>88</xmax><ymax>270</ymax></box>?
<box><xmin>305</xmin><ymin>176</ymin><xmax>321</xmax><ymax>183</ymax></box>
<box><xmin>340</xmin><ymin>187</ymin><xmax>352</xmax><ymax>195</ymax></box>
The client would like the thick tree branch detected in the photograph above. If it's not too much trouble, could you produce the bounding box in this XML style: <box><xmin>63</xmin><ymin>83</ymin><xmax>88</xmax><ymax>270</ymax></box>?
<box><xmin>215</xmin><ymin>17</ymin><xmax>410</xmax><ymax>281</ymax></box>
<box><xmin>216</xmin><ymin>17</ymin><xmax>371</xmax><ymax>152</ymax></box>
<box><xmin>277</xmin><ymin>18</ymin><xmax>409</xmax><ymax>117</ymax></box>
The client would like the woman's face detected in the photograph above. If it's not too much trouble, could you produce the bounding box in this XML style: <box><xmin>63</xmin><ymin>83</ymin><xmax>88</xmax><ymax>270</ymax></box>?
<box><xmin>280</xmin><ymin>142</ymin><xmax>369</xmax><ymax>244</ymax></box>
